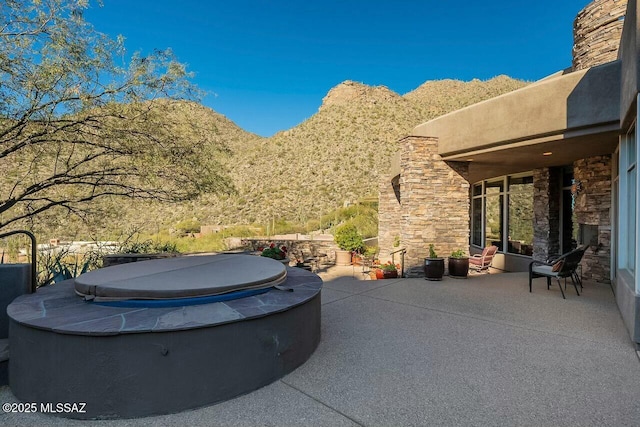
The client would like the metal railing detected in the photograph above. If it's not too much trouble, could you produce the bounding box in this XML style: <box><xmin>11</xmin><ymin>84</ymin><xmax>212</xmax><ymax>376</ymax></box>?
<box><xmin>0</xmin><ymin>230</ymin><xmax>37</xmax><ymax>293</ymax></box>
<box><xmin>390</xmin><ymin>247</ymin><xmax>407</xmax><ymax>278</ymax></box>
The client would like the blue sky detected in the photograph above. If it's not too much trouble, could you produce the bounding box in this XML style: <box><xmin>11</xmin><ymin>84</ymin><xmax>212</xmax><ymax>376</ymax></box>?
<box><xmin>86</xmin><ymin>0</ymin><xmax>591</xmax><ymax>137</ymax></box>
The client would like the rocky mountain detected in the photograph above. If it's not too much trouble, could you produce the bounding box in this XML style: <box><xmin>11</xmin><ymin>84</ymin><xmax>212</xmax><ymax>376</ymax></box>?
<box><xmin>188</xmin><ymin>76</ymin><xmax>528</xmax><ymax>227</ymax></box>
<box><xmin>21</xmin><ymin>76</ymin><xmax>530</xmax><ymax>238</ymax></box>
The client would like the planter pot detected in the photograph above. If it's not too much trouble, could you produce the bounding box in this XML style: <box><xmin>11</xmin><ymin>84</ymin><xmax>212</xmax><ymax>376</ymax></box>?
<box><xmin>352</xmin><ymin>254</ymin><xmax>362</xmax><ymax>266</ymax></box>
<box><xmin>335</xmin><ymin>250</ymin><xmax>352</xmax><ymax>266</ymax></box>
<box><xmin>383</xmin><ymin>270</ymin><xmax>398</xmax><ymax>279</ymax></box>
<box><xmin>448</xmin><ymin>257</ymin><xmax>469</xmax><ymax>278</ymax></box>
<box><xmin>375</xmin><ymin>269</ymin><xmax>398</xmax><ymax>279</ymax></box>
<box><xmin>424</xmin><ymin>258</ymin><xmax>445</xmax><ymax>281</ymax></box>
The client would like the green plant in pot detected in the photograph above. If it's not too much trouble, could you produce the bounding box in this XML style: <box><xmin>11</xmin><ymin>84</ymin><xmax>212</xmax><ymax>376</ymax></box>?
<box><xmin>334</xmin><ymin>224</ymin><xmax>364</xmax><ymax>266</ymax></box>
<box><xmin>448</xmin><ymin>249</ymin><xmax>469</xmax><ymax>278</ymax></box>
<box><xmin>424</xmin><ymin>244</ymin><xmax>445</xmax><ymax>281</ymax></box>
<box><xmin>259</xmin><ymin>243</ymin><xmax>288</xmax><ymax>261</ymax></box>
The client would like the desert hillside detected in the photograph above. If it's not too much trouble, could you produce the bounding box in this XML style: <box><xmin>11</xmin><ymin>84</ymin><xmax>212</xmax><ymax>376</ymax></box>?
<box><xmin>17</xmin><ymin>76</ymin><xmax>529</xmax><ymax>238</ymax></box>
<box><xmin>187</xmin><ymin>76</ymin><xmax>529</xmax><ymax>228</ymax></box>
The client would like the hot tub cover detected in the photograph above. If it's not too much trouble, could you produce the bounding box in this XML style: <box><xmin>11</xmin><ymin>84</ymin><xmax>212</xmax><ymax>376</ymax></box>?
<box><xmin>74</xmin><ymin>254</ymin><xmax>287</xmax><ymax>301</ymax></box>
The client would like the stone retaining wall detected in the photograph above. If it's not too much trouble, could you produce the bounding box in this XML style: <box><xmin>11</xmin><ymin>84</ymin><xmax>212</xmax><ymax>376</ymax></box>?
<box><xmin>242</xmin><ymin>239</ymin><xmax>339</xmax><ymax>264</ymax></box>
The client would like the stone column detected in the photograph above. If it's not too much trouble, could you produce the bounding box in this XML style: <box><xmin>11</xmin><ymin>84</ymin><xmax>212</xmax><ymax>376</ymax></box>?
<box><xmin>399</xmin><ymin>136</ymin><xmax>470</xmax><ymax>276</ymax></box>
<box><xmin>573</xmin><ymin>155</ymin><xmax>612</xmax><ymax>282</ymax></box>
<box><xmin>533</xmin><ymin>168</ymin><xmax>561</xmax><ymax>261</ymax></box>
<box><xmin>378</xmin><ymin>171</ymin><xmax>402</xmax><ymax>261</ymax></box>
<box><xmin>572</xmin><ymin>0</ymin><xmax>627</xmax><ymax>71</ymax></box>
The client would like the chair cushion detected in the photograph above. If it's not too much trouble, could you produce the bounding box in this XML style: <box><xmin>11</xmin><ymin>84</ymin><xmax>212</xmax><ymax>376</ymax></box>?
<box><xmin>532</xmin><ymin>265</ymin><xmax>558</xmax><ymax>277</ymax></box>
<box><xmin>469</xmin><ymin>257</ymin><xmax>484</xmax><ymax>266</ymax></box>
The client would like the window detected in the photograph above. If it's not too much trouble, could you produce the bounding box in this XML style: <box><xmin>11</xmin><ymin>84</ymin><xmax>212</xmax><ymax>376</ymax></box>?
<box><xmin>507</xmin><ymin>176</ymin><xmax>534</xmax><ymax>255</ymax></box>
<box><xmin>627</xmin><ymin>126</ymin><xmax>637</xmax><ymax>274</ymax></box>
<box><xmin>471</xmin><ymin>173</ymin><xmax>533</xmax><ymax>256</ymax></box>
<box><xmin>484</xmin><ymin>180</ymin><xmax>504</xmax><ymax>250</ymax></box>
<box><xmin>471</xmin><ymin>183</ymin><xmax>483</xmax><ymax>246</ymax></box>
<box><xmin>472</xmin><ymin>196</ymin><xmax>482</xmax><ymax>246</ymax></box>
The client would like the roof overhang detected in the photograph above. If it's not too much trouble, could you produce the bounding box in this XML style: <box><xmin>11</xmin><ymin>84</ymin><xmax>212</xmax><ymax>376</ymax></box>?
<box><xmin>409</xmin><ymin>61</ymin><xmax>622</xmax><ymax>182</ymax></box>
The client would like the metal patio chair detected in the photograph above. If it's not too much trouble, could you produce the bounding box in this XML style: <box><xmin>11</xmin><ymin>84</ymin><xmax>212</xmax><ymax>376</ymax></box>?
<box><xmin>528</xmin><ymin>246</ymin><xmax>587</xmax><ymax>299</ymax></box>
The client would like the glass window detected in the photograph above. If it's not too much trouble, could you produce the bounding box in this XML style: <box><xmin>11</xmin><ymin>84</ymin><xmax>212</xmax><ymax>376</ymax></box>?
<box><xmin>562</xmin><ymin>166</ymin><xmax>574</xmax><ymax>187</ymax></box>
<box><xmin>628</xmin><ymin>163</ymin><xmax>636</xmax><ymax>274</ymax></box>
<box><xmin>625</xmin><ymin>125</ymin><xmax>637</xmax><ymax>274</ymax></box>
<box><xmin>508</xmin><ymin>176</ymin><xmax>534</xmax><ymax>255</ymax></box>
<box><xmin>485</xmin><ymin>194</ymin><xmax>503</xmax><ymax>251</ymax></box>
<box><xmin>509</xmin><ymin>176</ymin><xmax>534</xmax><ymax>188</ymax></box>
<box><xmin>485</xmin><ymin>180</ymin><xmax>503</xmax><ymax>194</ymax></box>
<box><xmin>471</xmin><ymin>174</ymin><xmax>533</xmax><ymax>255</ymax></box>
<box><xmin>472</xmin><ymin>198</ymin><xmax>482</xmax><ymax>246</ymax></box>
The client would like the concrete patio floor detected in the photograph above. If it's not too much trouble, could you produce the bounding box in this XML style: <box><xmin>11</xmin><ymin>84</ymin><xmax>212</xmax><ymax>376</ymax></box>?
<box><xmin>1</xmin><ymin>267</ymin><xmax>640</xmax><ymax>426</ymax></box>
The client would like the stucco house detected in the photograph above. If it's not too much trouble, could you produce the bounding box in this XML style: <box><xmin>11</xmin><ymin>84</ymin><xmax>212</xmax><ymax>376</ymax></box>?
<box><xmin>378</xmin><ymin>0</ymin><xmax>640</xmax><ymax>347</ymax></box>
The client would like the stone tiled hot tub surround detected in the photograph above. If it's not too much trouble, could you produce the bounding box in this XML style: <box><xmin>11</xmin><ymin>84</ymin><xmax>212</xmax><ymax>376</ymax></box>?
<box><xmin>8</xmin><ymin>266</ymin><xmax>322</xmax><ymax>419</ymax></box>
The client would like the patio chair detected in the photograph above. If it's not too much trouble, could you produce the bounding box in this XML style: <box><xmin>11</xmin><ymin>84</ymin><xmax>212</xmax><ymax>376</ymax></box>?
<box><xmin>528</xmin><ymin>246</ymin><xmax>587</xmax><ymax>299</ymax></box>
<box><xmin>468</xmin><ymin>245</ymin><xmax>498</xmax><ymax>273</ymax></box>
<box><xmin>360</xmin><ymin>247</ymin><xmax>379</xmax><ymax>277</ymax></box>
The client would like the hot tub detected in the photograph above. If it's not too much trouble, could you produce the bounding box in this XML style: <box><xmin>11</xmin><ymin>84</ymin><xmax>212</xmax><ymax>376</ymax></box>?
<box><xmin>8</xmin><ymin>254</ymin><xmax>322</xmax><ymax>419</ymax></box>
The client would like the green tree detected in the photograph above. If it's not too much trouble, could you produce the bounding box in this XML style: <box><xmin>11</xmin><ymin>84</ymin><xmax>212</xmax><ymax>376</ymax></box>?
<box><xmin>0</xmin><ymin>0</ymin><xmax>230</xmax><ymax>231</ymax></box>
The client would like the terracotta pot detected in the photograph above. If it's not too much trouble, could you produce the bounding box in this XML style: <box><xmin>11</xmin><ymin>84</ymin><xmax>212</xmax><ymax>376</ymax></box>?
<box><xmin>335</xmin><ymin>250</ymin><xmax>352</xmax><ymax>266</ymax></box>
<box><xmin>424</xmin><ymin>258</ymin><xmax>445</xmax><ymax>281</ymax></box>
<box><xmin>375</xmin><ymin>269</ymin><xmax>398</xmax><ymax>279</ymax></box>
<box><xmin>448</xmin><ymin>257</ymin><xmax>469</xmax><ymax>278</ymax></box>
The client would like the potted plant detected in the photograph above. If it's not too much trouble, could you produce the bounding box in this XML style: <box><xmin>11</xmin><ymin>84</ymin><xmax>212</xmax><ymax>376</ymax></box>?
<box><xmin>424</xmin><ymin>244</ymin><xmax>444</xmax><ymax>281</ymax></box>
<box><xmin>259</xmin><ymin>243</ymin><xmax>289</xmax><ymax>264</ymax></box>
<box><xmin>333</xmin><ymin>224</ymin><xmax>364</xmax><ymax>266</ymax></box>
<box><xmin>375</xmin><ymin>261</ymin><xmax>399</xmax><ymax>279</ymax></box>
<box><xmin>448</xmin><ymin>249</ymin><xmax>469</xmax><ymax>278</ymax></box>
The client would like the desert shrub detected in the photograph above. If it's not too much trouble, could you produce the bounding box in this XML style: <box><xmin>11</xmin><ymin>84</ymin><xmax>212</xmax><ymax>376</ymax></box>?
<box><xmin>173</xmin><ymin>234</ymin><xmax>225</xmax><ymax>253</ymax></box>
<box><xmin>342</xmin><ymin>214</ymin><xmax>378</xmax><ymax>239</ymax></box>
<box><xmin>175</xmin><ymin>219</ymin><xmax>201</xmax><ymax>235</ymax></box>
<box><xmin>334</xmin><ymin>224</ymin><xmax>365</xmax><ymax>252</ymax></box>
<box><xmin>120</xmin><ymin>240</ymin><xmax>178</xmax><ymax>254</ymax></box>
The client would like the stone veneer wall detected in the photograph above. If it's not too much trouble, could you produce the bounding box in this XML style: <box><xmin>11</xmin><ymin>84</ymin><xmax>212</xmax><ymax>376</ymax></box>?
<box><xmin>533</xmin><ymin>168</ymin><xmax>561</xmax><ymax>262</ymax></box>
<box><xmin>396</xmin><ymin>136</ymin><xmax>470</xmax><ymax>277</ymax></box>
<box><xmin>573</xmin><ymin>0</ymin><xmax>627</xmax><ymax>71</ymax></box>
<box><xmin>573</xmin><ymin>155</ymin><xmax>612</xmax><ymax>282</ymax></box>
<box><xmin>242</xmin><ymin>239</ymin><xmax>339</xmax><ymax>263</ymax></box>
<box><xmin>378</xmin><ymin>174</ymin><xmax>402</xmax><ymax>261</ymax></box>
